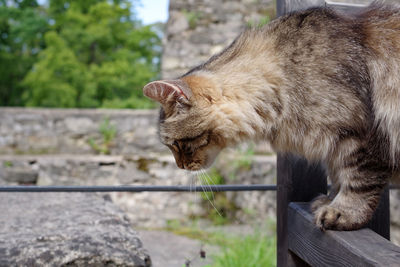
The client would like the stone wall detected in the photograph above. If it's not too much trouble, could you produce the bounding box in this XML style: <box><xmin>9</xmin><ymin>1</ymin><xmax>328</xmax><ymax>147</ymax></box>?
<box><xmin>0</xmin><ymin>108</ymin><xmax>164</xmax><ymax>155</ymax></box>
<box><xmin>162</xmin><ymin>0</ymin><xmax>275</xmax><ymax>79</ymax></box>
<box><xmin>161</xmin><ymin>0</ymin><xmax>399</xmax><ymax>79</ymax></box>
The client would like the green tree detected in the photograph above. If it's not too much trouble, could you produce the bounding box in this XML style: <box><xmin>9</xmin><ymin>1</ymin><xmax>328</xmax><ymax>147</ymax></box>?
<box><xmin>0</xmin><ymin>0</ymin><xmax>161</xmax><ymax>108</ymax></box>
<box><xmin>47</xmin><ymin>0</ymin><xmax>160</xmax><ymax>108</ymax></box>
<box><xmin>0</xmin><ymin>0</ymin><xmax>48</xmax><ymax>106</ymax></box>
<box><xmin>22</xmin><ymin>31</ymin><xmax>97</xmax><ymax>107</ymax></box>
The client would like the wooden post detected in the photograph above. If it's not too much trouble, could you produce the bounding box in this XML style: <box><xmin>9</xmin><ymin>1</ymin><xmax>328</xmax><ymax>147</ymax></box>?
<box><xmin>277</xmin><ymin>154</ymin><xmax>327</xmax><ymax>266</ymax></box>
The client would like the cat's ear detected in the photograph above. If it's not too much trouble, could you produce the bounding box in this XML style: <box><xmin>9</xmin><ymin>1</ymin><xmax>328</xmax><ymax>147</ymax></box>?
<box><xmin>143</xmin><ymin>80</ymin><xmax>192</xmax><ymax>105</ymax></box>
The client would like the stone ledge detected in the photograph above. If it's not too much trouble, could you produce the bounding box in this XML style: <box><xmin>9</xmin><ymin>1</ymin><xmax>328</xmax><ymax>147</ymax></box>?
<box><xmin>0</xmin><ymin>192</ymin><xmax>151</xmax><ymax>266</ymax></box>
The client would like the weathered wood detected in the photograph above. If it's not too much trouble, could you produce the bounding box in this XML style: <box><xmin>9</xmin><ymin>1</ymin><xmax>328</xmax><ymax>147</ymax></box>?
<box><xmin>277</xmin><ymin>0</ymin><xmax>369</xmax><ymax>16</ymax></box>
<box><xmin>326</xmin><ymin>1</ymin><xmax>368</xmax><ymax>13</ymax></box>
<box><xmin>288</xmin><ymin>203</ymin><xmax>400</xmax><ymax>267</ymax></box>
<box><xmin>277</xmin><ymin>154</ymin><xmax>327</xmax><ymax>267</ymax></box>
<box><xmin>277</xmin><ymin>0</ymin><xmax>325</xmax><ymax>16</ymax></box>
<box><xmin>277</xmin><ymin>154</ymin><xmax>291</xmax><ymax>267</ymax></box>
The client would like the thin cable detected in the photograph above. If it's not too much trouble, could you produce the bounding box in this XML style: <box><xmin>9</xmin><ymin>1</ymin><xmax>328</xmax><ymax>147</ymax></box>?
<box><xmin>0</xmin><ymin>184</ymin><xmax>277</xmax><ymax>192</ymax></box>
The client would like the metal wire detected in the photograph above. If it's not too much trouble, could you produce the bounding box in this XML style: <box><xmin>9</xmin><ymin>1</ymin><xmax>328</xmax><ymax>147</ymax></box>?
<box><xmin>0</xmin><ymin>184</ymin><xmax>277</xmax><ymax>192</ymax></box>
<box><xmin>0</xmin><ymin>184</ymin><xmax>397</xmax><ymax>193</ymax></box>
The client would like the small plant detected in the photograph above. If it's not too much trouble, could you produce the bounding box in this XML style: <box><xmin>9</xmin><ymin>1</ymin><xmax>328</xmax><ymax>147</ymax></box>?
<box><xmin>237</xmin><ymin>145</ymin><xmax>255</xmax><ymax>170</ymax></box>
<box><xmin>183</xmin><ymin>10</ymin><xmax>202</xmax><ymax>29</ymax></box>
<box><xmin>3</xmin><ymin>161</ymin><xmax>13</xmax><ymax>168</ymax></box>
<box><xmin>88</xmin><ymin>117</ymin><xmax>116</xmax><ymax>155</ymax></box>
<box><xmin>226</xmin><ymin>145</ymin><xmax>255</xmax><ymax>181</ymax></box>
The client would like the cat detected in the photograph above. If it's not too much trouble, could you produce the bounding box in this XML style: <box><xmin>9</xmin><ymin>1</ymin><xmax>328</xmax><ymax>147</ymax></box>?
<box><xmin>143</xmin><ymin>2</ymin><xmax>400</xmax><ymax>231</ymax></box>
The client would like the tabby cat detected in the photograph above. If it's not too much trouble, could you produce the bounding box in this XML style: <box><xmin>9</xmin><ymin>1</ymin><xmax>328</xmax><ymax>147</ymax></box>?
<box><xmin>143</xmin><ymin>2</ymin><xmax>400</xmax><ymax>231</ymax></box>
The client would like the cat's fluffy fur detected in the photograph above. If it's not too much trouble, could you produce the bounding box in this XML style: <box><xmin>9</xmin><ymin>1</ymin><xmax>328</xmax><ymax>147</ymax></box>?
<box><xmin>143</xmin><ymin>2</ymin><xmax>400</xmax><ymax>231</ymax></box>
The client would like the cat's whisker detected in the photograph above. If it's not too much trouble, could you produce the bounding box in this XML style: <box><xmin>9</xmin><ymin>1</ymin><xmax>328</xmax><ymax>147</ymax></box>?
<box><xmin>201</xmin><ymin>170</ymin><xmax>216</xmax><ymax>202</ymax></box>
<box><xmin>194</xmin><ymin>172</ymin><xmax>198</xmax><ymax>205</ymax></box>
<box><xmin>189</xmin><ymin>170</ymin><xmax>193</xmax><ymax>192</ymax></box>
<box><xmin>187</xmin><ymin>170</ymin><xmax>199</xmax><ymax>211</ymax></box>
<box><xmin>192</xmin><ymin>170</ymin><xmax>199</xmax><ymax>205</ymax></box>
<box><xmin>197</xmin><ymin>170</ymin><xmax>223</xmax><ymax>218</ymax></box>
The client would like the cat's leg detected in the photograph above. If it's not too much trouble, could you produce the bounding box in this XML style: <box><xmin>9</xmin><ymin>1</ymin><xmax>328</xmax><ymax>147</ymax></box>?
<box><xmin>311</xmin><ymin>169</ymin><xmax>340</xmax><ymax>212</ymax></box>
<box><xmin>313</xmin><ymin>144</ymin><xmax>390</xmax><ymax>231</ymax></box>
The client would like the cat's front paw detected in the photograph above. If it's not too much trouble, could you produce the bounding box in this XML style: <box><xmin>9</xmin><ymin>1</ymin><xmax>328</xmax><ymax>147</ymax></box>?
<box><xmin>313</xmin><ymin>204</ymin><xmax>365</xmax><ymax>231</ymax></box>
<box><xmin>310</xmin><ymin>194</ymin><xmax>331</xmax><ymax>212</ymax></box>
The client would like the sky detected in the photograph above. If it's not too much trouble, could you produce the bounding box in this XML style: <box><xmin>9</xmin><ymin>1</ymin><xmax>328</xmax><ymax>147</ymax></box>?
<box><xmin>36</xmin><ymin>0</ymin><xmax>170</xmax><ymax>25</ymax></box>
<box><xmin>136</xmin><ymin>0</ymin><xmax>169</xmax><ymax>25</ymax></box>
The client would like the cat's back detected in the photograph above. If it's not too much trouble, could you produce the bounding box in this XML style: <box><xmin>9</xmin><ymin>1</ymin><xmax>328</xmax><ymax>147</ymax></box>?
<box><xmin>358</xmin><ymin>3</ymin><xmax>400</xmax><ymax>168</ymax></box>
<box><xmin>359</xmin><ymin>3</ymin><xmax>400</xmax><ymax>55</ymax></box>
<box><xmin>272</xmin><ymin>4</ymin><xmax>400</xmax><ymax>167</ymax></box>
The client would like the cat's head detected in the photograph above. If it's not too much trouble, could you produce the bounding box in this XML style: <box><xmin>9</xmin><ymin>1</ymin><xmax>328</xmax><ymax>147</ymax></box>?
<box><xmin>143</xmin><ymin>75</ymin><xmax>226</xmax><ymax>171</ymax></box>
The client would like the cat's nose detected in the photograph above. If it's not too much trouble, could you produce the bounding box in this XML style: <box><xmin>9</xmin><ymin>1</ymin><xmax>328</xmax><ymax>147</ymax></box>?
<box><xmin>171</xmin><ymin>153</ymin><xmax>185</xmax><ymax>169</ymax></box>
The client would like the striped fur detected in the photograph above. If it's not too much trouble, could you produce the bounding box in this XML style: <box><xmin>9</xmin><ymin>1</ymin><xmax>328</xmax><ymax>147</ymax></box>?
<box><xmin>143</xmin><ymin>2</ymin><xmax>400</xmax><ymax>230</ymax></box>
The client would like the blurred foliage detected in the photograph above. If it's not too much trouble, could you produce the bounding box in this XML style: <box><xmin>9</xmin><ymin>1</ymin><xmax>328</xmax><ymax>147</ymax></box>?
<box><xmin>182</xmin><ymin>9</ymin><xmax>201</xmax><ymax>30</ymax></box>
<box><xmin>88</xmin><ymin>116</ymin><xmax>117</xmax><ymax>154</ymax></box>
<box><xmin>0</xmin><ymin>0</ymin><xmax>161</xmax><ymax>108</ymax></box>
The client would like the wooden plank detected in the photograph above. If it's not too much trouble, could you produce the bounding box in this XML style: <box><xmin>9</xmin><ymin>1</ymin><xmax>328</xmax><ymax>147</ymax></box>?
<box><xmin>288</xmin><ymin>203</ymin><xmax>400</xmax><ymax>267</ymax></box>
<box><xmin>326</xmin><ymin>1</ymin><xmax>368</xmax><ymax>13</ymax></box>
<box><xmin>277</xmin><ymin>0</ymin><xmax>325</xmax><ymax>16</ymax></box>
<box><xmin>290</xmin><ymin>0</ymin><xmax>326</xmax><ymax>14</ymax></box>
<box><xmin>277</xmin><ymin>154</ymin><xmax>327</xmax><ymax>267</ymax></box>
<box><xmin>278</xmin><ymin>0</ymin><xmax>369</xmax><ymax>16</ymax></box>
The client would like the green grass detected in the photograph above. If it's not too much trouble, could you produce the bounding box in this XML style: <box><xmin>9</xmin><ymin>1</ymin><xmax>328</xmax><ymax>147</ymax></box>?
<box><xmin>164</xmin><ymin>220</ymin><xmax>276</xmax><ymax>267</ymax></box>
<box><xmin>205</xmin><ymin>232</ymin><xmax>276</xmax><ymax>267</ymax></box>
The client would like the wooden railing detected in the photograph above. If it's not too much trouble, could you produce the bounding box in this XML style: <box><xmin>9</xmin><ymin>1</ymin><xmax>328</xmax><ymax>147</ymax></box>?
<box><xmin>276</xmin><ymin>1</ymin><xmax>400</xmax><ymax>266</ymax></box>
<box><xmin>277</xmin><ymin>154</ymin><xmax>400</xmax><ymax>266</ymax></box>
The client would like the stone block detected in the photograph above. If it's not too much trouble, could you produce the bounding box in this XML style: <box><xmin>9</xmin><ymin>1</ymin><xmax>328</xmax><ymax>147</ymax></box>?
<box><xmin>2</xmin><ymin>168</ymin><xmax>38</xmax><ymax>184</ymax></box>
<box><xmin>0</xmin><ymin>193</ymin><xmax>151</xmax><ymax>266</ymax></box>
